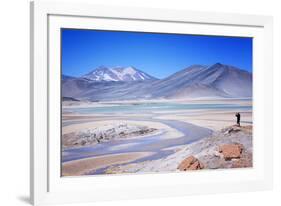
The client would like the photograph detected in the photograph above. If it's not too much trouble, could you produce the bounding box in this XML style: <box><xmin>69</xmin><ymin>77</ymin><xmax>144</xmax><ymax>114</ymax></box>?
<box><xmin>61</xmin><ymin>29</ymin><xmax>253</xmax><ymax>177</ymax></box>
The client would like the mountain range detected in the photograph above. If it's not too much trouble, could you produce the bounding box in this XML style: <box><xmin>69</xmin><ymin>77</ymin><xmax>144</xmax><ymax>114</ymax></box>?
<box><xmin>62</xmin><ymin>63</ymin><xmax>252</xmax><ymax>101</ymax></box>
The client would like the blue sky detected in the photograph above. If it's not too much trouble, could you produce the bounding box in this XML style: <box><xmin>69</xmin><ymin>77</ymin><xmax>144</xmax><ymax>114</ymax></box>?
<box><xmin>62</xmin><ymin>29</ymin><xmax>252</xmax><ymax>79</ymax></box>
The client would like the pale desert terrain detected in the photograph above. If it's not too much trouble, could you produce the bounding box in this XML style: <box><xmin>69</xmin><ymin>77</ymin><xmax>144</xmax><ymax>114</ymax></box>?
<box><xmin>61</xmin><ymin>98</ymin><xmax>252</xmax><ymax>176</ymax></box>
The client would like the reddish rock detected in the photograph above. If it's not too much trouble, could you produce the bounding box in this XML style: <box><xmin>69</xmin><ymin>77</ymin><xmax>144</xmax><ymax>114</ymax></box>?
<box><xmin>178</xmin><ymin>156</ymin><xmax>204</xmax><ymax>171</ymax></box>
<box><xmin>219</xmin><ymin>144</ymin><xmax>243</xmax><ymax>161</ymax></box>
<box><xmin>231</xmin><ymin>152</ymin><xmax>253</xmax><ymax>168</ymax></box>
<box><xmin>231</xmin><ymin>159</ymin><xmax>252</xmax><ymax>168</ymax></box>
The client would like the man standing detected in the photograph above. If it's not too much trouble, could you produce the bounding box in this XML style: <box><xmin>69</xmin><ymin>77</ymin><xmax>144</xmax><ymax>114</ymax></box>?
<box><xmin>235</xmin><ymin>112</ymin><xmax>241</xmax><ymax>126</ymax></box>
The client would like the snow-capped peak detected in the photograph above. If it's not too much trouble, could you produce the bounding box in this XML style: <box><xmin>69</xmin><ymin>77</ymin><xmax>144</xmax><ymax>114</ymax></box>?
<box><xmin>82</xmin><ymin>66</ymin><xmax>156</xmax><ymax>82</ymax></box>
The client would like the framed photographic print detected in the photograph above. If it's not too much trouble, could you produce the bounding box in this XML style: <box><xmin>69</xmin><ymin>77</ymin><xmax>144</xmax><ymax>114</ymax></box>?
<box><xmin>30</xmin><ymin>0</ymin><xmax>273</xmax><ymax>205</ymax></box>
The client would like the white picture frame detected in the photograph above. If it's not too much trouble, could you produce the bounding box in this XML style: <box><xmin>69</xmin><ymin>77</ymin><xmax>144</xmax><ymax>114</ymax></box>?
<box><xmin>30</xmin><ymin>0</ymin><xmax>273</xmax><ymax>205</ymax></box>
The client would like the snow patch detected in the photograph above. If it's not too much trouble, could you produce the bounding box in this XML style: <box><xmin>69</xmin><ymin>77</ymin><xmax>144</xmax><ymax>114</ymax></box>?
<box><xmin>83</xmin><ymin>66</ymin><xmax>154</xmax><ymax>82</ymax></box>
<box><xmin>103</xmin><ymin>73</ymin><xmax>118</xmax><ymax>81</ymax></box>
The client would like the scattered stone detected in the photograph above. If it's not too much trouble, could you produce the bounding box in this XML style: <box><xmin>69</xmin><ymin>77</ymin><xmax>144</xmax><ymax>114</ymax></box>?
<box><xmin>219</xmin><ymin>143</ymin><xmax>243</xmax><ymax>161</ymax></box>
<box><xmin>178</xmin><ymin>156</ymin><xmax>204</xmax><ymax>171</ymax></box>
<box><xmin>63</xmin><ymin>123</ymin><xmax>158</xmax><ymax>148</ymax></box>
<box><xmin>102</xmin><ymin>124</ymin><xmax>253</xmax><ymax>174</ymax></box>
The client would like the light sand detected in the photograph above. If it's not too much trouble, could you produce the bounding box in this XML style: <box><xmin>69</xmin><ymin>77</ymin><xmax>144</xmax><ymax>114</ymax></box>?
<box><xmin>63</xmin><ymin>99</ymin><xmax>252</xmax><ymax>132</ymax></box>
<box><xmin>155</xmin><ymin>110</ymin><xmax>252</xmax><ymax>131</ymax></box>
<box><xmin>62</xmin><ymin>152</ymin><xmax>155</xmax><ymax>176</ymax></box>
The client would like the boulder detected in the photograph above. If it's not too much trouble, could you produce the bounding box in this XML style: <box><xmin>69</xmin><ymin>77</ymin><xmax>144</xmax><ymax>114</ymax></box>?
<box><xmin>231</xmin><ymin>151</ymin><xmax>253</xmax><ymax>168</ymax></box>
<box><xmin>219</xmin><ymin>143</ymin><xmax>243</xmax><ymax>160</ymax></box>
<box><xmin>178</xmin><ymin>156</ymin><xmax>204</xmax><ymax>171</ymax></box>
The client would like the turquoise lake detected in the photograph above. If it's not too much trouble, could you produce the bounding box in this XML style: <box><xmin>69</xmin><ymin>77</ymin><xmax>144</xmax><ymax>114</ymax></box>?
<box><xmin>63</xmin><ymin>102</ymin><xmax>252</xmax><ymax>114</ymax></box>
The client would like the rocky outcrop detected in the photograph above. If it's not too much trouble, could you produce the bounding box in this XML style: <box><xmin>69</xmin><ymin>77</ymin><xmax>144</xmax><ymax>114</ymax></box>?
<box><xmin>231</xmin><ymin>152</ymin><xmax>252</xmax><ymax>168</ymax></box>
<box><xmin>103</xmin><ymin>125</ymin><xmax>253</xmax><ymax>174</ymax></box>
<box><xmin>222</xmin><ymin>125</ymin><xmax>252</xmax><ymax>135</ymax></box>
<box><xmin>178</xmin><ymin>156</ymin><xmax>204</xmax><ymax>171</ymax></box>
<box><xmin>177</xmin><ymin>125</ymin><xmax>252</xmax><ymax>171</ymax></box>
<box><xmin>223</xmin><ymin>126</ymin><xmax>242</xmax><ymax>134</ymax></box>
<box><xmin>63</xmin><ymin>123</ymin><xmax>157</xmax><ymax>148</ymax></box>
<box><xmin>218</xmin><ymin>143</ymin><xmax>243</xmax><ymax>160</ymax></box>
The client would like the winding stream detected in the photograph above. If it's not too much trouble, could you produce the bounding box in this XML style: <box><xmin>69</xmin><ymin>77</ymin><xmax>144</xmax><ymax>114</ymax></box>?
<box><xmin>62</xmin><ymin>118</ymin><xmax>213</xmax><ymax>163</ymax></box>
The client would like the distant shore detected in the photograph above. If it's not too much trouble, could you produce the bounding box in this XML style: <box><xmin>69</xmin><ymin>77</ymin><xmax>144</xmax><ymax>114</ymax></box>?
<box><xmin>62</xmin><ymin>97</ymin><xmax>252</xmax><ymax>108</ymax></box>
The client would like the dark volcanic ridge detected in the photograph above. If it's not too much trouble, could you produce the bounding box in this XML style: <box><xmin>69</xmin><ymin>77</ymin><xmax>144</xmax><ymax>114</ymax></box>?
<box><xmin>62</xmin><ymin>63</ymin><xmax>252</xmax><ymax>101</ymax></box>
